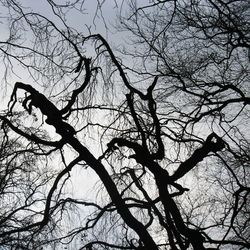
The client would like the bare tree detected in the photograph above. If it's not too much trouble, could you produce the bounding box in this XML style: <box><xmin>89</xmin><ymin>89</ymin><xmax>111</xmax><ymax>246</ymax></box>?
<box><xmin>0</xmin><ymin>0</ymin><xmax>249</xmax><ymax>249</ymax></box>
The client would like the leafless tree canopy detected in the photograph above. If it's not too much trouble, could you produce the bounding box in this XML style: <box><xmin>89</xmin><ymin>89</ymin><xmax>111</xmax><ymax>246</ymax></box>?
<box><xmin>0</xmin><ymin>0</ymin><xmax>249</xmax><ymax>249</ymax></box>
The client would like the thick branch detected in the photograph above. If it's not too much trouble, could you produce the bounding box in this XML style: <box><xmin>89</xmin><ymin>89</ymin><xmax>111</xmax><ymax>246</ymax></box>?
<box><xmin>0</xmin><ymin>115</ymin><xmax>64</xmax><ymax>148</ymax></box>
<box><xmin>146</xmin><ymin>76</ymin><xmax>165</xmax><ymax>160</ymax></box>
<box><xmin>60</xmin><ymin>57</ymin><xmax>92</xmax><ymax>116</ymax></box>
<box><xmin>171</xmin><ymin>132</ymin><xmax>225</xmax><ymax>181</ymax></box>
<box><xmin>65</xmin><ymin>136</ymin><xmax>158</xmax><ymax>250</ymax></box>
<box><xmin>8</xmin><ymin>82</ymin><xmax>76</xmax><ymax>136</ymax></box>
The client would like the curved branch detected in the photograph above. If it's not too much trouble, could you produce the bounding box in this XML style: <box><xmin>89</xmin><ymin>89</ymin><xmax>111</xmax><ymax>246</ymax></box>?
<box><xmin>40</xmin><ymin>156</ymin><xmax>82</xmax><ymax>229</ymax></box>
<box><xmin>0</xmin><ymin>115</ymin><xmax>64</xmax><ymax>148</ymax></box>
<box><xmin>84</xmin><ymin>34</ymin><xmax>147</xmax><ymax>99</ymax></box>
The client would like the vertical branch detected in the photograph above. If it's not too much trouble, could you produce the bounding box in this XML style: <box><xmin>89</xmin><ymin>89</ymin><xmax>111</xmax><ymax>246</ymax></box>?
<box><xmin>146</xmin><ymin>76</ymin><xmax>165</xmax><ymax>160</ymax></box>
<box><xmin>126</xmin><ymin>92</ymin><xmax>148</xmax><ymax>151</ymax></box>
<box><xmin>60</xmin><ymin>57</ymin><xmax>92</xmax><ymax>117</ymax></box>
<box><xmin>85</xmin><ymin>34</ymin><xmax>147</xmax><ymax>100</ymax></box>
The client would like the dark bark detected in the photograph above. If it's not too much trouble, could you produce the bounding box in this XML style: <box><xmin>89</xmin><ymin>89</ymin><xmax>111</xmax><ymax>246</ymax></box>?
<box><xmin>171</xmin><ymin>133</ymin><xmax>225</xmax><ymax>181</ymax></box>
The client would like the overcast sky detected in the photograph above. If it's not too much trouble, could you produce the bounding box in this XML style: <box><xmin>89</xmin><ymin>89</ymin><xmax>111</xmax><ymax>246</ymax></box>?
<box><xmin>0</xmin><ymin>0</ymin><xmax>124</xmax><ymax>101</ymax></box>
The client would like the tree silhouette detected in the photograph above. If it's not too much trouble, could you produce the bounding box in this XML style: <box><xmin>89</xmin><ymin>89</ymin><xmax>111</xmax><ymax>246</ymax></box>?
<box><xmin>0</xmin><ymin>0</ymin><xmax>249</xmax><ymax>249</ymax></box>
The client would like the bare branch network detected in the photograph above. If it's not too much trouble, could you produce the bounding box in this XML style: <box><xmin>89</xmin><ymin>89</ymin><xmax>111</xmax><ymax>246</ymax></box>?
<box><xmin>0</xmin><ymin>0</ymin><xmax>249</xmax><ymax>250</ymax></box>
